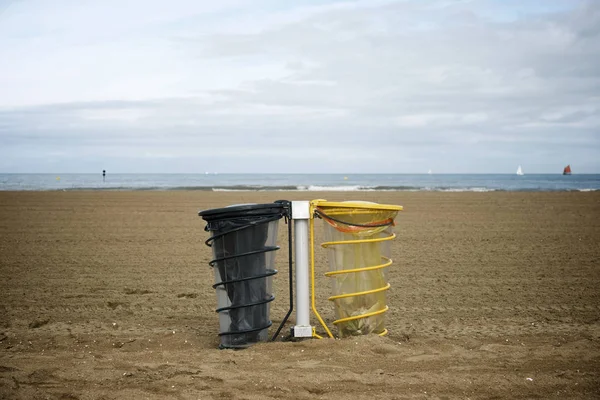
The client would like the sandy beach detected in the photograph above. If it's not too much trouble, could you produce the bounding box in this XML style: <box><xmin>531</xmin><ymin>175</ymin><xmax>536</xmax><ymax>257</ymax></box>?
<box><xmin>0</xmin><ymin>190</ymin><xmax>599</xmax><ymax>399</ymax></box>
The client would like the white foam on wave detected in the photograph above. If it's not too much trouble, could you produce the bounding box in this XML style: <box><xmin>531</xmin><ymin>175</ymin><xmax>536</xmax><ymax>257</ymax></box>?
<box><xmin>304</xmin><ymin>185</ymin><xmax>374</xmax><ymax>191</ymax></box>
<box><xmin>436</xmin><ymin>187</ymin><xmax>497</xmax><ymax>192</ymax></box>
<box><xmin>211</xmin><ymin>185</ymin><xmax>501</xmax><ymax>192</ymax></box>
<box><xmin>578</xmin><ymin>188</ymin><xmax>597</xmax><ymax>192</ymax></box>
<box><xmin>212</xmin><ymin>188</ymin><xmax>252</xmax><ymax>192</ymax></box>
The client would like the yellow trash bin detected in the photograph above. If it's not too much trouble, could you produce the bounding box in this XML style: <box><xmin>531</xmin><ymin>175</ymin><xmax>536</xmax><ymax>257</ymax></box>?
<box><xmin>313</xmin><ymin>201</ymin><xmax>402</xmax><ymax>337</ymax></box>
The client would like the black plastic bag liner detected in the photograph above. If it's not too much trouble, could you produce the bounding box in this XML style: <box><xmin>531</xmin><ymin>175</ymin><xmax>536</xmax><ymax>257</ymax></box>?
<box><xmin>199</xmin><ymin>202</ymin><xmax>287</xmax><ymax>349</ymax></box>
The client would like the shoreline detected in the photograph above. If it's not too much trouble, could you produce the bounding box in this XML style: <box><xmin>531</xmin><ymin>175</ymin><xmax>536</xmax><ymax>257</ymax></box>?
<box><xmin>1</xmin><ymin>188</ymin><xmax>598</xmax><ymax>192</ymax></box>
<box><xmin>2</xmin><ymin>173</ymin><xmax>598</xmax><ymax>193</ymax></box>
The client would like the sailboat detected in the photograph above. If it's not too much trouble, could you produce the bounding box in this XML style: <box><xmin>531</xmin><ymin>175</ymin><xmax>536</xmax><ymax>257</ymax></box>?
<box><xmin>516</xmin><ymin>165</ymin><xmax>524</xmax><ymax>176</ymax></box>
<box><xmin>563</xmin><ymin>165</ymin><xmax>571</xmax><ymax>175</ymax></box>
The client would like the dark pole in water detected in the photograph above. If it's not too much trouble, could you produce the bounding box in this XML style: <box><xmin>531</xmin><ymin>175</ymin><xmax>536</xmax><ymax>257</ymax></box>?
<box><xmin>103</xmin><ymin>170</ymin><xmax>106</xmax><ymax>182</ymax></box>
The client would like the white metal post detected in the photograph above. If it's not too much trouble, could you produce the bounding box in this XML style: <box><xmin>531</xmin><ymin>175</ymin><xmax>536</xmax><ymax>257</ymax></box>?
<box><xmin>291</xmin><ymin>201</ymin><xmax>313</xmax><ymax>337</ymax></box>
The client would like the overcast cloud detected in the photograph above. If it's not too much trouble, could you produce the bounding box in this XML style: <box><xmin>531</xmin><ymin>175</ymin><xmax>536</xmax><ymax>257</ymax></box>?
<box><xmin>0</xmin><ymin>0</ymin><xmax>598</xmax><ymax>173</ymax></box>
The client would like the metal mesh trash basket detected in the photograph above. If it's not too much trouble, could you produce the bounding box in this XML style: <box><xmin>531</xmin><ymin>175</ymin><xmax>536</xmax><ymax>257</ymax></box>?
<box><xmin>199</xmin><ymin>203</ymin><xmax>287</xmax><ymax>349</ymax></box>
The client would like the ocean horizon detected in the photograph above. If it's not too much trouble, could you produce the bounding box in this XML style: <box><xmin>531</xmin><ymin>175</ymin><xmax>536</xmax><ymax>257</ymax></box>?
<box><xmin>1</xmin><ymin>173</ymin><xmax>598</xmax><ymax>192</ymax></box>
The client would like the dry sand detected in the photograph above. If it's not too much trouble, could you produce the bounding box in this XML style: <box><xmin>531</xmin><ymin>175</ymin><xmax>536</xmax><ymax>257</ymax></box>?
<box><xmin>0</xmin><ymin>191</ymin><xmax>599</xmax><ymax>399</ymax></box>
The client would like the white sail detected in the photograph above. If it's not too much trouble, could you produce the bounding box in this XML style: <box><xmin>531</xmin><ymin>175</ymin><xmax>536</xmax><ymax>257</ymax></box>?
<box><xmin>516</xmin><ymin>165</ymin><xmax>524</xmax><ymax>175</ymax></box>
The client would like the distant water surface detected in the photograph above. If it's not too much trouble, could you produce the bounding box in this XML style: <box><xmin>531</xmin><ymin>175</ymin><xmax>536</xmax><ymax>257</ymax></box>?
<box><xmin>0</xmin><ymin>173</ymin><xmax>598</xmax><ymax>192</ymax></box>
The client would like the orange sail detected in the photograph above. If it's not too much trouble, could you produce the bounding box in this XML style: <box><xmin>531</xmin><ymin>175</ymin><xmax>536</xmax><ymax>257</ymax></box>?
<box><xmin>563</xmin><ymin>165</ymin><xmax>571</xmax><ymax>175</ymax></box>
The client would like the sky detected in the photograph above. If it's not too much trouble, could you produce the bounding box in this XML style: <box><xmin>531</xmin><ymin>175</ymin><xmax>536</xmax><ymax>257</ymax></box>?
<box><xmin>0</xmin><ymin>0</ymin><xmax>598</xmax><ymax>174</ymax></box>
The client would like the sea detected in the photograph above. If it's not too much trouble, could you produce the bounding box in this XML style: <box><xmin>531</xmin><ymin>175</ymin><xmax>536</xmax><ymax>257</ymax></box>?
<box><xmin>0</xmin><ymin>173</ymin><xmax>598</xmax><ymax>192</ymax></box>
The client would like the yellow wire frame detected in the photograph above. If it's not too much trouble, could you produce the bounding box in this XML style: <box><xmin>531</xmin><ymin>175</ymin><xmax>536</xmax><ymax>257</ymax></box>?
<box><xmin>309</xmin><ymin>199</ymin><xmax>400</xmax><ymax>339</ymax></box>
<box><xmin>328</xmin><ymin>283</ymin><xmax>391</xmax><ymax>301</ymax></box>
<box><xmin>309</xmin><ymin>202</ymin><xmax>334</xmax><ymax>339</ymax></box>
<box><xmin>333</xmin><ymin>305</ymin><xmax>389</xmax><ymax>324</ymax></box>
<box><xmin>324</xmin><ymin>257</ymin><xmax>392</xmax><ymax>277</ymax></box>
<box><xmin>321</xmin><ymin>233</ymin><xmax>396</xmax><ymax>248</ymax></box>
<box><xmin>312</xmin><ymin>200</ymin><xmax>403</xmax><ymax>212</ymax></box>
<box><xmin>317</xmin><ymin>209</ymin><xmax>395</xmax><ymax>217</ymax></box>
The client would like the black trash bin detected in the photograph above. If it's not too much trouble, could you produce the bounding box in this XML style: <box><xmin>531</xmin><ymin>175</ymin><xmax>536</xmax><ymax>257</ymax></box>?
<box><xmin>199</xmin><ymin>202</ymin><xmax>287</xmax><ymax>349</ymax></box>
